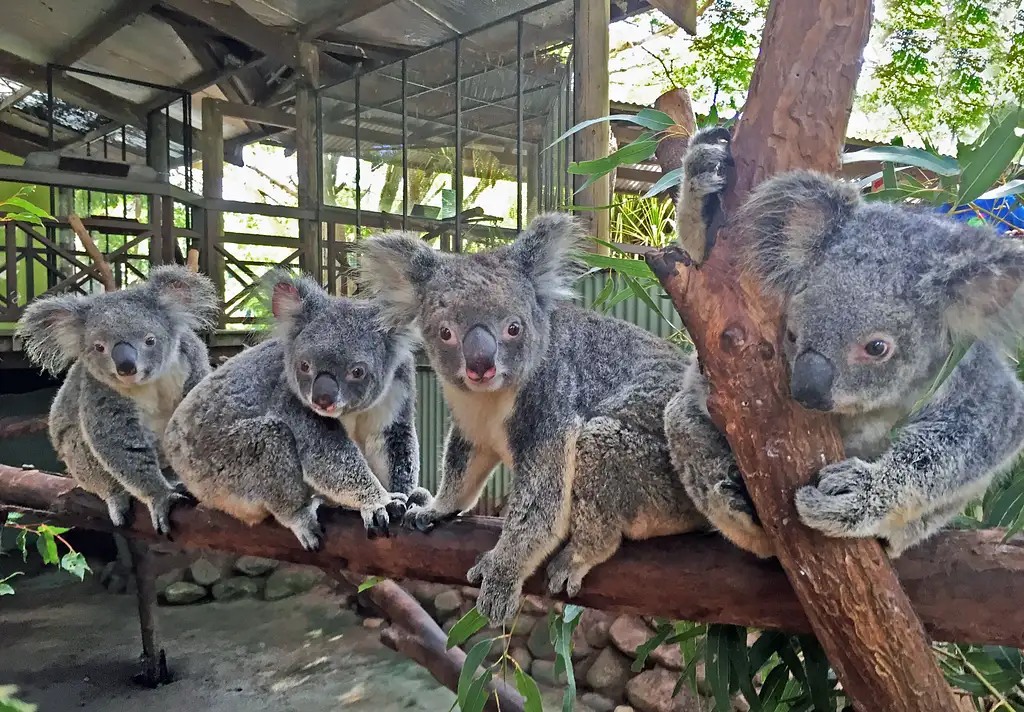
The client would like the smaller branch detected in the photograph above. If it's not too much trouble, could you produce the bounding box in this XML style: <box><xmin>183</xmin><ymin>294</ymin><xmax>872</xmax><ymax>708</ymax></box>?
<box><xmin>0</xmin><ymin>414</ymin><xmax>48</xmax><ymax>440</ymax></box>
<box><xmin>68</xmin><ymin>214</ymin><xmax>115</xmax><ymax>292</ymax></box>
<box><xmin>186</xmin><ymin>248</ymin><xmax>200</xmax><ymax>273</ymax></box>
<box><xmin>333</xmin><ymin>572</ymin><xmax>525</xmax><ymax>712</ymax></box>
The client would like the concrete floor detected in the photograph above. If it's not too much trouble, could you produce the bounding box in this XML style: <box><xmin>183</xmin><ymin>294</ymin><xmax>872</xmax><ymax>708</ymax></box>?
<box><xmin>0</xmin><ymin>566</ymin><xmax>457</xmax><ymax>712</ymax></box>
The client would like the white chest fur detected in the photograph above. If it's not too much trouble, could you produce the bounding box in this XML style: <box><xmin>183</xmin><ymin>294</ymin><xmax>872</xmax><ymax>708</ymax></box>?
<box><xmin>340</xmin><ymin>381</ymin><xmax>406</xmax><ymax>487</ymax></box>
<box><xmin>441</xmin><ymin>382</ymin><xmax>516</xmax><ymax>468</ymax></box>
<box><xmin>113</xmin><ymin>357</ymin><xmax>189</xmax><ymax>442</ymax></box>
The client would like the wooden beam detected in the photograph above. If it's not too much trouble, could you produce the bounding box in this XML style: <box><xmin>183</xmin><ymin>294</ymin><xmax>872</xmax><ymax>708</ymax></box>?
<box><xmin>645</xmin><ymin>0</ymin><xmax>698</xmax><ymax>34</ymax></box>
<box><xmin>573</xmin><ymin>0</ymin><xmax>611</xmax><ymax>249</ymax></box>
<box><xmin>298</xmin><ymin>0</ymin><xmax>396</xmax><ymax>39</ymax></box>
<box><xmin>61</xmin><ymin>0</ymin><xmax>159</xmax><ymax>63</ymax></box>
<box><xmin>649</xmin><ymin>0</ymin><xmax>958</xmax><ymax>708</ymax></box>
<box><xmin>4</xmin><ymin>465</ymin><xmax>1024</xmax><ymax>648</ymax></box>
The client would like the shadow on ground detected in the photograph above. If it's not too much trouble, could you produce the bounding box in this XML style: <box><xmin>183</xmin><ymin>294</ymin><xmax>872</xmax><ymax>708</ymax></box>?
<box><xmin>1</xmin><ymin>566</ymin><xmax>457</xmax><ymax>712</ymax></box>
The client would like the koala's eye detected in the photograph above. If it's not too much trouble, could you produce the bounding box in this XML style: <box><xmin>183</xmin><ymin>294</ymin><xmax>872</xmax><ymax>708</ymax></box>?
<box><xmin>298</xmin><ymin>360</ymin><xmax>312</xmax><ymax>374</ymax></box>
<box><xmin>347</xmin><ymin>364</ymin><xmax>367</xmax><ymax>382</ymax></box>
<box><xmin>864</xmin><ymin>339</ymin><xmax>891</xmax><ymax>359</ymax></box>
<box><xmin>144</xmin><ymin>335</ymin><xmax>156</xmax><ymax>347</ymax></box>
<box><xmin>94</xmin><ymin>343</ymin><xmax>106</xmax><ymax>353</ymax></box>
<box><xmin>506</xmin><ymin>322</ymin><xmax>522</xmax><ymax>338</ymax></box>
<box><xmin>786</xmin><ymin>330</ymin><xmax>797</xmax><ymax>344</ymax></box>
<box><xmin>439</xmin><ymin>325</ymin><xmax>455</xmax><ymax>344</ymax></box>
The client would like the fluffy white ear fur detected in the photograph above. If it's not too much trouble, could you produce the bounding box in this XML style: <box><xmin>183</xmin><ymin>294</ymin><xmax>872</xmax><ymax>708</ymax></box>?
<box><xmin>356</xmin><ymin>232</ymin><xmax>440</xmax><ymax>327</ymax></box>
<box><xmin>510</xmin><ymin>212</ymin><xmax>586</xmax><ymax>306</ymax></box>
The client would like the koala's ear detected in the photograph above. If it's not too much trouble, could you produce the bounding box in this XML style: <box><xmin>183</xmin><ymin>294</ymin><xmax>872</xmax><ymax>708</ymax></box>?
<box><xmin>510</xmin><ymin>213</ymin><xmax>585</xmax><ymax>306</ymax></box>
<box><xmin>357</xmin><ymin>232</ymin><xmax>440</xmax><ymax>327</ymax></box>
<box><xmin>262</xmin><ymin>269</ymin><xmax>326</xmax><ymax>326</ymax></box>
<box><xmin>17</xmin><ymin>293</ymin><xmax>91</xmax><ymax>374</ymax></box>
<box><xmin>739</xmin><ymin>170</ymin><xmax>860</xmax><ymax>294</ymax></box>
<box><xmin>147</xmin><ymin>265</ymin><xmax>220</xmax><ymax>331</ymax></box>
<box><xmin>917</xmin><ymin>225</ymin><xmax>1024</xmax><ymax>340</ymax></box>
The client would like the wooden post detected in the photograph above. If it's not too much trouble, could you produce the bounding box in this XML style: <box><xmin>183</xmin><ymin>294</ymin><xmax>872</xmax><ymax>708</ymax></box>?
<box><xmin>649</xmin><ymin>0</ymin><xmax>960</xmax><ymax>709</ymax></box>
<box><xmin>296</xmin><ymin>41</ymin><xmax>321</xmax><ymax>281</ymax></box>
<box><xmin>573</xmin><ymin>0</ymin><xmax>610</xmax><ymax>252</ymax></box>
<box><xmin>127</xmin><ymin>537</ymin><xmax>171</xmax><ymax>687</ymax></box>
<box><xmin>201</xmin><ymin>97</ymin><xmax>225</xmax><ymax>326</ymax></box>
<box><xmin>146</xmin><ymin>110</ymin><xmax>169</xmax><ymax>266</ymax></box>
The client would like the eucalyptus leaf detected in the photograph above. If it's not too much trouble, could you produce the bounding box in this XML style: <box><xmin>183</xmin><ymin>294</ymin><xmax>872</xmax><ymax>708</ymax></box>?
<box><xmin>514</xmin><ymin>666</ymin><xmax>544</xmax><ymax>712</ymax></box>
<box><xmin>447</xmin><ymin>608</ymin><xmax>490</xmax><ymax>649</ymax></box>
<box><xmin>956</xmin><ymin>106</ymin><xmax>1024</xmax><ymax>206</ymax></box>
<box><xmin>642</xmin><ymin>167</ymin><xmax>685</xmax><ymax>198</ymax></box>
<box><xmin>457</xmin><ymin>638</ymin><xmax>494</xmax><ymax>709</ymax></box>
<box><xmin>841</xmin><ymin>146</ymin><xmax>960</xmax><ymax>176</ymax></box>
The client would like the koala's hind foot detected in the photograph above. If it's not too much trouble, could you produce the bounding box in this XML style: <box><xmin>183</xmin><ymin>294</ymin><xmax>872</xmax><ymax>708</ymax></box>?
<box><xmin>104</xmin><ymin>491</ymin><xmax>134</xmax><ymax>529</ymax></box>
<box><xmin>407</xmin><ymin>486</ymin><xmax>433</xmax><ymax>508</ymax></box>
<box><xmin>271</xmin><ymin>497</ymin><xmax>325</xmax><ymax>552</ymax></box>
<box><xmin>402</xmin><ymin>502</ymin><xmax>462</xmax><ymax>533</ymax></box>
<box><xmin>545</xmin><ymin>526</ymin><xmax>620</xmax><ymax>598</ymax></box>
<box><xmin>145</xmin><ymin>490</ymin><xmax>192</xmax><ymax>538</ymax></box>
<box><xmin>467</xmin><ymin>549</ymin><xmax>522</xmax><ymax>625</ymax></box>
<box><xmin>361</xmin><ymin>493</ymin><xmax>408</xmax><ymax>539</ymax></box>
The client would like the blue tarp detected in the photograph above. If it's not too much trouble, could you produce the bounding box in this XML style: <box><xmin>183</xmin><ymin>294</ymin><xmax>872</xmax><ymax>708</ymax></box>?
<box><xmin>938</xmin><ymin>197</ymin><xmax>1024</xmax><ymax>232</ymax></box>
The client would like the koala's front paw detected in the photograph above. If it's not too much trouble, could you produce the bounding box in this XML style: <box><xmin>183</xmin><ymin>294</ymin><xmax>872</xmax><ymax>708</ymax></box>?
<box><xmin>795</xmin><ymin>457</ymin><xmax>886</xmax><ymax>538</ymax></box>
<box><xmin>402</xmin><ymin>505</ymin><xmax>460</xmax><ymax>533</ymax></box>
<box><xmin>385</xmin><ymin>493</ymin><xmax>408</xmax><ymax>523</ymax></box>
<box><xmin>104</xmin><ymin>492</ymin><xmax>133</xmax><ymax>529</ymax></box>
<box><xmin>684</xmin><ymin>143</ymin><xmax>728</xmax><ymax>198</ymax></box>
<box><xmin>467</xmin><ymin>551</ymin><xmax>522</xmax><ymax>625</ymax></box>
<box><xmin>361</xmin><ymin>501</ymin><xmax>398</xmax><ymax>540</ymax></box>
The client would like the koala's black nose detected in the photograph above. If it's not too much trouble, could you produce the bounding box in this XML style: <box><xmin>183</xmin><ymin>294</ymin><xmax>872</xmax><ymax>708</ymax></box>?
<box><xmin>311</xmin><ymin>373</ymin><xmax>340</xmax><ymax>411</ymax></box>
<box><xmin>463</xmin><ymin>325</ymin><xmax>497</xmax><ymax>382</ymax></box>
<box><xmin>111</xmin><ymin>342</ymin><xmax>138</xmax><ymax>376</ymax></box>
<box><xmin>790</xmin><ymin>349</ymin><xmax>835</xmax><ymax>411</ymax></box>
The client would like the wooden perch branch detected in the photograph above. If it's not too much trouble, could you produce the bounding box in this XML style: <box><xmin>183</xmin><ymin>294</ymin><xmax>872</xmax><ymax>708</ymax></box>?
<box><xmin>332</xmin><ymin>572</ymin><xmax>525</xmax><ymax>712</ymax></box>
<box><xmin>0</xmin><ymin>414</ymin><xmax>48</xmax><ymax>440</ymax></box>
<box><xmin>648</xmin><ymin>0</ymin><xmax>959</xmax><ymax>708</ymax></box>
<box><xmin>5</xmin><ymin>465</ymin><xmax>1024</xmax><ymax>649</ymax></box>
<box><xmin>68</xmin><ymin>214</ymin><xmax>115</xmax><ymax>292</ymax></box>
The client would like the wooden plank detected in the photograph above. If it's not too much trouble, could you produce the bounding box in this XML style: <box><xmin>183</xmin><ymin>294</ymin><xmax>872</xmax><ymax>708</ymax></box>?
<box><xmin>573</xmin><ymin>0</ymin><xmax>611</xmax><ymax>249</ymax></box>
<box><xmin>299</xmin><ymin>0</ymin><xmax>395</xmax><ymax>39</ymax></box>
<box><xmin>162</xmin><ymin>0</ymin><xmax>299</xmax><ymax>66</ymax></box>
<box><xmin>60</xmin><ymin>0</ymin><xmax>159</xmax><ymax>63</ymax></box>
<box><xmin>4</xmin><ymin>465</ymin><xmax>1024</xmax><ymax>648</ymax></box>
<box><xmin>219</xmin><ymin>101</ymin><xmax>296</xmax><ymax>129</ymax></box>
<box><xmin>0</xmin><ymin>165</ymin><xmax>202</xmax><ymax>206</ymax></box>
<box><xmin>645</xmin><ymin>0</ymin><xmax>697</xmax><ymax>34</ymax></box>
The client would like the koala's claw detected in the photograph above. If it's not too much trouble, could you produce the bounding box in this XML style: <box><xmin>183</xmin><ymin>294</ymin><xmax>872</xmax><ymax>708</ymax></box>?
<box><xmin>467</xmin><ymin>552</ymin><xmax>522</xmax><ymax>625</ymax></box>
<box><xmin>365</xmin><ymin>506</ymin><xmax>392</xmax><ymax>540</ymax></box>
<box><xmin>385</xmin><ymin>495</ymin><xmax>408</xmax><ymax>523</ymax></box>
<box><xmin>545</xmin><ymin>552</ymin><xmax>585</xmax><ymax>598</ymax></box>
<box><xmin>148</xmin><ymin>491</ymin><xmax>190</xmax><ymax>538</ymax></box>
<box><xmin>295</xmin><ymin>525</ymin><xmax>324</xmax><ymax>552</ymax></box>
<box><xmin>407</xmin><ymin>487</ymin><xmax>433</xmax><ymax>508</ymax></box>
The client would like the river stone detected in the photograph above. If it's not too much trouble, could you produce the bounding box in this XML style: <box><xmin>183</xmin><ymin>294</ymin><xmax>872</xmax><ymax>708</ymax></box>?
<box><xmin>211</xmin><ymin>577</ymin><xmax>260</xmax><ymax>601</ymax></box>
<box><xmin>531</xmin><ymin>659</ymin><xmax>568</xmax><ymax>687</ymax></box>
<box><xmin>527</xmin><ymin>622</ymin><xmax>556</xmax><ymax>660</ymax></box>
<box><xmin>626</xmin><ymin>668</ymin><xmax>706</xmax><ymax>712</ymax></box>
<box><xmin>189</xmin><ymin>557</ymin><xmax>222</xmax><ymax>587</ymax></box>
<box><xmin>264</xmin><ymin>566</ymin><xmax>323</xmax><ymax>601</ymax></box>
<box><xmin>233</xmin><ymin>556</ymin><xmax>278</xmax><ymax>577</ymax></box>
<box><xmin>581</xmin><ymin>693</ymin><xmax>619</xmax><ymax>712</ymax></box>
<box><xmin>162</xmin><ymin>581</ymin><xmax>207</xmax><ymax>605</ymax></box>
<box><xmin>585</xmin><ymin>648</ymin><xmax>632</xmax><ymax>701</ymax></box>
<box><xmin>154</xmin><ymin>567</ymin><xmax>185</xmax><ymax>594</ymax></box>
<box><xmin>433</xmin><ymin>590</ymin><xmax>463</xmax><ymax>620</ymax></box>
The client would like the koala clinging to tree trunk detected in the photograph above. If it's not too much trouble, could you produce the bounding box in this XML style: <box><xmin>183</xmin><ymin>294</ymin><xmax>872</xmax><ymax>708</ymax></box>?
<box><xmin>358</xmin><ymin>215</ymin><xmax>707</xmax><ymax>624</ymax></box>
<box><xmin>16</xmin><ymin>266</ymin><xmax>219</xmax><ymax>535</ymax></box>
<box><xmin>668</xmin><ymin>127</ymin><xmax>1024</xmax><ymax>558</ymax></box>
<box><xmin>164</xmin><ymin>270</ymin><xmax>427</xmax><ymax>550</ymax></box>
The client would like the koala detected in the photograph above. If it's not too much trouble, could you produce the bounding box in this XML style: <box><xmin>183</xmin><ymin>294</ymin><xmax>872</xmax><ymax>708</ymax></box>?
<box><xmin>357</xmin><ymin>215</ymin><xmax>707</xmax><ymax>624</ymax></box>
<box><xmin>16</xmin><ymin>266</ymin><xmax>219</xmax><ymax>534</ymax></box>
<box><xmin>666</xmin><ymin>127</ymin><xmax>1024</xmax><ymax>558</ymax></box>
<box><xmin>163</xmin><ymin>270</ymin><xmax>428</xmax><ymax>550</ymax></box>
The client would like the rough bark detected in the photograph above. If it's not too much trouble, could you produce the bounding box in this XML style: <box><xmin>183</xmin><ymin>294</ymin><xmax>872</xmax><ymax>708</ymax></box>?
<box><xmin>4</xmin><ymin>466</ymin><xmax>1024</xmax><ymax>649</ymax></box>
<box><xmin>0</xmin><ymin>414</ymin><xmax>48</xmax><ymax>440</ymax></box>
<box><xmin>68</xmin><ymin>213</ymin><xmax>115</xmax><ymax>292</ymax></box>
<box><xmin>648</xmin><ymin>0</ymin><xmax>959</xmax><ymax>708</ymax></box>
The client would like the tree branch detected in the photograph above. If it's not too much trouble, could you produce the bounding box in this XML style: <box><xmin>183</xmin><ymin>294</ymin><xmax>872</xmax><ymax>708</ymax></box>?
<box><xmin>648</xmin><ymin>0</ymin><xmax>960</xmax><ymax>708</ymax></box>
<box><xmin>3</xmin><ymin>465</ymin><xmax>1024</xmax><ymax>649</ymax></box>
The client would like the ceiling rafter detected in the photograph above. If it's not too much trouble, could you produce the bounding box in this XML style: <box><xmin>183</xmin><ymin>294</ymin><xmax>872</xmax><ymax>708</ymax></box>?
<box><xmin>298</xmin><ymin>0</ymin><xmax>395</xmax><ymax>40</ymax></box>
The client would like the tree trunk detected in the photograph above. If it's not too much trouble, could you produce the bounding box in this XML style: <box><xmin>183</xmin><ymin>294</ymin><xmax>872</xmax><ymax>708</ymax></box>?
<box><xmin>648</xmin><ymin>0</ymin><xmax>960</xmax><ymax>709</ymax></box>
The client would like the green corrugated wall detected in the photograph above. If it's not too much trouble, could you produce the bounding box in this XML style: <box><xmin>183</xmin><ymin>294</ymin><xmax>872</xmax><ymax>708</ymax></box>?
<box><xmin>413</xmin><ymin>271</ymin><xmax>684</xmax><ymax>514</ymax></box>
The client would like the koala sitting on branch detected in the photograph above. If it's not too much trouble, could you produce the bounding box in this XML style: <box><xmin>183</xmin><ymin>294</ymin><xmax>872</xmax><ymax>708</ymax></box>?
<box><xmin>358</xmin><ymin>215</ymin><xmax>706</xmax><ymax>623</ymax></box>
<box><xmin>668</xmin><ymin>127</ymin><xmax>1024</xmax><ymax>558</ymax></box>
<box><xmin>17</xmin><ymin>266</ymin><xmax>219</xmax><ymax>535</ymax></box>
<box><xmin>164</xmin><ymin>270</ymin><xmax>427</xmax><ymax>550</ymax></box>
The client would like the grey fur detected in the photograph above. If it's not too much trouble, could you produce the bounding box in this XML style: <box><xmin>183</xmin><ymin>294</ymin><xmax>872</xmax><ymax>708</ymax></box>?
<box><xmin>16</xmin><ymin>266</ymin><xmax>219</xmax><ymax>534</ymax></box>
<box><xmin>163</xmin><ymin>270</ymin><xmax>427</xmax><ymax>550</ymax></box>
<box><xmin>667</xmin><ymin>128</ymin><xmax>1024</xmax><ymax>557</ymax></box>
<box><xmin>357</xmin><ymin>214</ymin><xmax>705</xmax><ymax>623</ymax></box>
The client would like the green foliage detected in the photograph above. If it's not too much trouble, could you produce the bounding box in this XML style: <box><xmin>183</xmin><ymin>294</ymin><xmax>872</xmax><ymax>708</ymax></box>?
<box><xmin>861</xmin><ymin>0</ymin><xmax>1024</xmax><ymax>146</ymax></box>
<box><xmin>0</xmin><ymin>686</ymin><xmax>36</xmax><ymax>712</ymax></box>
<box><xmin>0</xmin><ymin>189</ymin><xmax>55</xmax><ymax>226</ymax></box>
<box><xmin>357</xmin><ymin>576</ymin><xmax>384</xmax><ymax>592</ymax></box>
<box><xmin>0</xmin><ymin>512</ymin><xmax>91</xmax><ymax>596</ymax></box>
